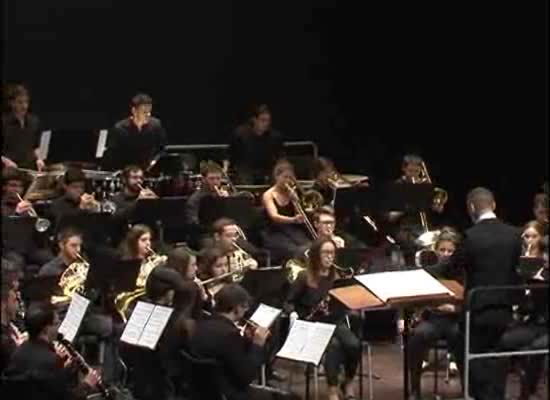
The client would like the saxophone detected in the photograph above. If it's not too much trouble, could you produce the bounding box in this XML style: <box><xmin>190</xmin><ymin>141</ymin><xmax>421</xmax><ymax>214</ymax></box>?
<box><xmin>51</xmin><ymin>253</ymin><xmax>90</xmax><ymax>305</ymax></box>
<box><xmin>114</xmin><ymin>247</ymin><xmax>167</xmax><ymax>322</ymax></box>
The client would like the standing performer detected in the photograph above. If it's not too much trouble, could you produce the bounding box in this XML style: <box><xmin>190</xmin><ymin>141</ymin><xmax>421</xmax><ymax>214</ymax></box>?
<box><xmin>2</xmin><ymin>84</ymin><xmax>45</xmax><ymax>170</ymax></box>
<box><xmin>227</xmin><ymin>104</ymin><xmax>284</xmax><ymax>185</ymax></box>
<box><xmin>102</xmin><ymin>93</ymin><xmax>167</xmax><ymax>171</ymax></box>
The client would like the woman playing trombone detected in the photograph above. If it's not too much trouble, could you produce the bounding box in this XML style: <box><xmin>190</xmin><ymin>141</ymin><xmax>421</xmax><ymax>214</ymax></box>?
<box><xmin>285</xmin><ymin>238</ymin><xmax>360</xmax><ymax>400</ymax></box>
<box><xmin>261</xmin><ymin>160</ymin><xmax>311</xmax><ymax>265</ymax></box>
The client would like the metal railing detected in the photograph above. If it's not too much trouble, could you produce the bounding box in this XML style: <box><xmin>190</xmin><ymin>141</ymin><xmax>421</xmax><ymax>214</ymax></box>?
<box><xmin>463</xmin><ymin>283</ymin><xmax>549</xmax><ymax>399</ymax></box>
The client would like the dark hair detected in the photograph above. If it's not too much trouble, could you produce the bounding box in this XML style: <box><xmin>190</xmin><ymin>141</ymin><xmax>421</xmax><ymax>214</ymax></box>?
<box><xmin>522</xmin><ymin>220</ymin><xmax>546</xmax><ymax>255</ymax></box>
<box><xmin>199</xmin><ymin>160</ymin><xmax>223</xmax><ymax>177</ymax></box>
<box><xmin>165</xmin><ymin>247</ymin><xmax>194</xmax><ymax>278</ymax></box>
<box><xmin>131</xmin><ymin>93</ymin><xmax>153</xmax><ymax>108</ymax></box>
<box><xmin>25</xmin><ymin>303</ymin><xmax>56</xmax><ymax>339</ymax></box>
<box><xmin>313</xmin><ymin>157</ymin><xmax>335</xmax><ymax>177</ymax></box>
<box><xmin>466</xmin><ymin>187</ymin><xmax>495</xmax><ymax>212</ymax></box>
<box><xmin>5</xmin><ymin>84</ymin><xmax>30</xmax><ymax>102</ymax></box>
<box><xmin>534</xmin><ymin>193</ymin><xmax>549</xmax><ymax>209</ymax></box>
<box><xmin>122</xmin><ymin>165</ymin><xmax>143</xmax><ymax>182</ymax></box>
<box><xmin>197</xmin><ymin>245</ymin><xmax>227</xmax><ymax>278</ymax></box>
<box><xmin>213</xmin><ymin>284</ymin><xmax>251</xmax><ymax>313</ymax></box>
<box><xmin>63</xmin><ymin>168</ymin><xmax>86</xmax><ymax>185</ymax></box>
<box><xmin>120</xmin><ymin>224</ymin><xmax>152</xmax><ymax>259</ymax></box>
<box><xmin>272</xmin><ymin>159</ymin><xmax>294</xmax><ymax>179</ymax></box>
<box><xmin>313</xmin><ymin>205</ymin><xmax>335</xmax><ymax>224</ymax></box>
<box><xmin>307</xmin><ymin>237</ymin><xmax>337</xmax><ymax>279</ymax></box>
<box><xmin>249</xmin><ymin>104</ymin><xmax>271</xmax><ymax>121</ymax></box>
<box><xmin>146</xmin><ymin>266</ymin><xmax>179</xmax><ymax>303</ymax></box>
<box><xmin>402</xmin><ymin>154</ymin><xmax>423</xmax><ymax>168</ymax></box>
<box><xmin>56</xmin><ymin>226</ymin><xmax>83</xmax><ymax>243</ymax></box>
<box><xmin>212</xmin><ymin>217</ymin><xmax>236</xmax><ymax>235</ymax></box>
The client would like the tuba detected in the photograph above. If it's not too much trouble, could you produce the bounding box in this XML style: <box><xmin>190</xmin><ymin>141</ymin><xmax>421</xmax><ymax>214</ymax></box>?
<box><xmin>114</xmin><ymin>247</ymin><xmax>167</xmax><ymax>322</ymax></box>
<box><xmin>51</xmin><ymin>253</ymin><xmax>90</xmax><ymax>305</ymax></box>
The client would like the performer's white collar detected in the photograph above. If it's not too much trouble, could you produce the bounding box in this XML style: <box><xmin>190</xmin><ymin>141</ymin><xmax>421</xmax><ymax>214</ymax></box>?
<box><xmin>477</xmin><ymin>210</ymin><xmax>497</xmax><ymax>223</ymax></box>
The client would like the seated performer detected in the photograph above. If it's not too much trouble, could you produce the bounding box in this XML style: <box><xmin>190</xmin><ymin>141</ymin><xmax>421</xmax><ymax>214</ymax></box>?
<box><xmin>189</xmin><ymin>284</ymin><xmax>271</xmax><ymax>400</ymax></box>
<box><xmin>38</xmin><ymin>227</ymin><xmax>83</xmax><ymax>279</ymax></box>
<box><xmin>2</xmin><ymin>84</ymin><xmax>45</xmax><ymax>170</ymax></box>
<box><xmin>286</xmin><ymin>238</ymin><xmax>360</xmax><ymax>400</ymax></box>
<box><xmin>102</xmin><ymin>93</ymin><xmax>167</xmax><ymax>171</ymax></box>
<box><xmin>4</xmin><ymin>303</ymin><xmax>102</xmax><ymax>400</ymax></box>
<box><xmin>532</xmin><ymin>193</ymin><xmax>548</xmax><ymax>236</ymax></box>
<box><xmin>1</xmin><ymin>167</ymin><xmax>33</xmax><ymax>217</ymax></box>
<box><xmin>313</xmin><ymin>206</ymin><xmax>346</xmax><ymax>248</ymax></box>
<box><xmin>111</xmin><ymin>164</ymin><xmax>157</xmax><ymax>218</ymax></box>
<box><xmin>408</xmin><ymin>228</ymin><xmax>462</xmax><ymax>399</ymax></box>
<box><xmin>1</xmin><ymin>280</ymin><xmax>25</xmax><ymax>374</ymax></box>
<box><xmin>227</xmin><ymin>104</ymin><xmax>284</xmax><ymax>185</ymax></box>
<box><xmin>311</xmin><ymin>157</ymin><xmax>339</xmax><ymax>206</ymax></box>
<box><xmin>197</xmin><ymin>245</ymin><xmax>232</xmax><ymax>309</ymax></box>
<box><xmin>261</xmin><ymin>160</ymin><xmax>311</xmax><ymax>265</ymax></box>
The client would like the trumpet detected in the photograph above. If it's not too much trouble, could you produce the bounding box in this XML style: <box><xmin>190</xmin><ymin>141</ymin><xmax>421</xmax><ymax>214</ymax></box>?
<box><xmin>14</xmin><ymin>193</ymin><xmax>51</xmax><ymax>232</ymax></box>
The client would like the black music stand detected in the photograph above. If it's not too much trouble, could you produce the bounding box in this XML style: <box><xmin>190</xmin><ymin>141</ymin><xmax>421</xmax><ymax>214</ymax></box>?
<box><xmin>1</xmin><ymin>216</ymin><xmax>36</xmax><ymax>255</ymax></box>
<box><xmin>25</xmin><ymin>275</ymin><xmax>61</xmax><ymax>303</ymax></box>
<box><xmin>198</xmin><ymin>196</ymin><xmax>256</xmax><ymax>231</ymax></box>
<box><xmin>517</xmin><ymin>256</ymin><xmax>545</xmax><ymax>281</ymax></box>
<box><xmin>380</xmin><ymin>182</ymin><xmax>434</xmax><ymax>213</ymax></box>
<box><xmin>334</xmin><ymin>186</ymin><xmax>376</xmax><ymax>218</ymax></box>
<box><xmin>45</xmin><ymin>129</ymin><xmax>101</xmax><ymax>165</ymax></box>
<box><xmin>336</xmin><ymin>248</ymin><xmax>372</xmax><ymax>274</ymax></box>
<box><xmin>56</xmin><ymin>213</ymin><xmax>124</xmax><ymax>247</ymax></box>
<box><xmin>85</xmin><ymin>250</ymin><xmax>141</xmax><ymax>295</ymax></box>
<box><xmin>240</xmin><ymin>267</ymin><xmax>289</xmax><ymax>310</ymax></box>
<box><xmin>130</xmin><ymin>197</ymin><xmax>188</xmax><ymax>243</ymax></box>
<box><xmin>146</xmin><ymin>153</ymin><xmax>183</xmax><ymax>177</ymax></box>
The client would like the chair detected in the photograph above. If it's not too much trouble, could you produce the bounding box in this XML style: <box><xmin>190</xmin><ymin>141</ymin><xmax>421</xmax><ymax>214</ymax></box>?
<box><xmin>429</xmin><ymin>339</ymin><xmax>452</xmax><ymax>399</ymax></box>
<box><xmin>1</xmin><ymin>374</ymin><xmax>59</xmax><ymax>400</ymax></box>
<box><xmin>179</xmin><ymin>349</ymin><xmax>227</xmax><ymax>400</ymax></box>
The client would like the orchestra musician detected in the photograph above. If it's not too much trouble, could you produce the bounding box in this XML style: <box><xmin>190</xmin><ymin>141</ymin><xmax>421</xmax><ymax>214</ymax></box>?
<box><xmin>286</xmin><ymin>238</ymin><xmax>360</xmax><ymax>400</ymax></box>
<box><xmin>532</xmin><ymin>193</ymin><xmax>548</xmax><ymax>235</ymax></box>
<box><xmin>427</xmin><ymin>187</ymin><xmax>523</xmax><ymax>400</ymax></box>
<box><xmin>4</xmin><ymin>303</ymin><xmax>102</xmax><ymax>400</ymax></box>
<box><xmin>409</xmin><ymin>228</ymin><xmax>462</xmax><ymax>400</ymax></box>
<box><xmin>311</xmin><ymin>157</ymin><xmax>338</xmax><ymax>206</ymax></box>
<box><xmin>38</xmin><ymin>227</ymin><xmax>83</xmax><ymax>279</ymax></box>
<box><xmin>189</xmin><ymin>284</ymin><xmax>272</xmax><ymax>400</ymax></box>
<box><xmin>102</xmin><ymin>93</ymin><xmax>167</xmax><ymax>171</ymax></box>
<box><xmin>197</xmin><ymin>245</ymin><xmax>232</xmax><ymax>308</ymax></box>
<box><xmin>313</xmin><ymin>205</ymin><xmax>346</xmax><ymax>248</ymax></box>
<box><xmin>1</xmin><ymin>281</ymin><xmax>23</xmax><ymax>374</ymax></box>
<box><xmin>111</xmin><ymin>164</ymin><xmax>158</xmax><ymax>218</ymax></box>
<box><xmin>2</xmin><ymin>84</ymin><xmax>46</xmax><ymax>171</ymax></box>
<box><xmin>261</xmin><ymin>160</ymin><xmax>311</xmax><ymax>265</ymax></box>
<box><xmin>227</xmin><ymin>103</ymin><xmax>284</xmax><ymax>185</ymax></box>
<box><xmin>185</xmin><ymin>160</ymin><xmax>229</xmax><ymax>227</ymax></box>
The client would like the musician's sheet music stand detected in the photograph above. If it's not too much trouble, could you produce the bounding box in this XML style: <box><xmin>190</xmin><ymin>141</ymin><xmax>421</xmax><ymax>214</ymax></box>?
<box><xmin>198</xmin><ymin>196</ymin><xmax>257</xmax><ymax>231</ymax></box>
<box><xmin>1</xmin><ymin>216</ymin><xmax>36</xmax><ymax>255</ymax></box>
<box><xmin>85</xmin><ymin>249</ymin><xmax>141</xmax><ymax>298</ymax></box>
<box><xmin>56</xmin><ymin>213</ymin><xmax>125</xmax><ymax>247</ymax></box>
<box><xmin>131</xmin><ymin>197</ymin><xmax>188</xmax><ymax>243</ymax></box>
<box><xmin>44</xmin><ymin>129</ymin><xmax>101</xmax><ymax>165</ymax></box>
<box><xmin>336</xmin><ymin>248</ymin><xmax>372</xmax><ymax>274</ymax></box>
<box><xmin>380</xmin><ymin>182</ymin><xmax>434</xmax><ymax>213</ymax></box>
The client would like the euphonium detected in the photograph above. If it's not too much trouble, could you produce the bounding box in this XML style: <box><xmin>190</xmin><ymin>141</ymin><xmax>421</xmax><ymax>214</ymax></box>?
<box><xmin>51</xmin><ymin>253</ymin><xmax>90</xmax><ymax>305</ymax></box>
<box><xmin>114</xmin><ymin>247</ymin><xmax>167</xmax><ymax>322</ymax></box>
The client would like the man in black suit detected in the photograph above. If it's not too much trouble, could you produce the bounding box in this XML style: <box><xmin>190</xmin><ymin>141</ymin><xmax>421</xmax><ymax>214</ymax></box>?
<box><xmin>189</xmin><ymin>284</ymin><xmax>270</xmax><ymax>400</ymax></box>
<box><xmin>4</xmin><ymin>303</ymin><xmax>101</xmax><ymax>400</ymax></box>
<box><xmin>427</xmin><ymin>187</ymin><xmax>522</xmax><ymax>400</ymax></box>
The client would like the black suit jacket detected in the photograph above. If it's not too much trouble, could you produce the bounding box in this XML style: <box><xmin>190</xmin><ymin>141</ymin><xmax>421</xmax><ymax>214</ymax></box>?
<box><xmin>189</xmin><ymin>314</ymin><xmax>264</xmax><ymax>399</ymax></box>
<box><xmin>427</xmin><ymin>218</ymin><xmax>522</xmax><ymax>311</ymax></box>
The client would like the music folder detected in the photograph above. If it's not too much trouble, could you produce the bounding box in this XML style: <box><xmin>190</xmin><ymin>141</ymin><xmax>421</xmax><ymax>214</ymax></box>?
<box><xmin>276</xmin><ymin>320</ymin><xmax>336</xmax><ymax>366</ymax></box>
<box><xmin>248</xmin><ymin>303</ymin><xmax>282</xmax><ymax>329</ymax></box>
<box><xmin>354</xmin><ymin>269</ymin><xmax>455</xmax><ymax>306</ymax></box>
<box><xmin>57</xmin><ymin>293</ymin><xmax>91</xmax><ymax>343</ymax></box>
<box><xmin>120</xmin><ymin>301</ymin><xmax>174</xmax><ymax>350</ymax></box>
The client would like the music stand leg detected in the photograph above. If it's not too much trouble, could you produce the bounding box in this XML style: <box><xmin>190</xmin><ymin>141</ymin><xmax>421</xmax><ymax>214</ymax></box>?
<box><xmin>402</xmin><ymin>308</ymin><xmax>413</xmax><ymax>400</ymax></box>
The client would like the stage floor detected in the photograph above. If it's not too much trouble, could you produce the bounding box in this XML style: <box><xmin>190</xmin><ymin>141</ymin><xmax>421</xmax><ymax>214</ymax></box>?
<box><xmin>271</xmin><ymin>341</ymin><xmax>548</xmax><ymax>399</ymax></box>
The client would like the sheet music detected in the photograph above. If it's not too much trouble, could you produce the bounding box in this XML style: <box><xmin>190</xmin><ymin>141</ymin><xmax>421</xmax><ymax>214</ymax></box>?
<box><xmin>249</xmin><ymin>303</ymin><xmax>282</xmax><ymax>329</ymax></box>
<box><xmin>58</xmin><ymin>293</ymin><xmax>90</xmax><ymax>343</ymax></box>
<box><xmin>138</xmin><ymin>305</ymin><xmax>173</xmax><ymax>350</ymax></box>
<box><xmin>276</xmin><ymin>320</ymin><xmax>336</xmax><ymax>365</ymax></box>
<box><xmin>120</xmin><ymin>301</ymin><xmax>155</xmax><ymax>345</ymax></box>
<box><xmin>96</xmin><ymin>129</ymin><xmax>108</xmax><ymax>158</ymax></box>
<box><xmin>355</xmin><ymin>269</ymin><xmax>453</xmax><ymax>303</ymax></box>
<box><xmin>39</xmin><ymin>130</ymin><xmax>51</xmax><ymax>160</ymax></box>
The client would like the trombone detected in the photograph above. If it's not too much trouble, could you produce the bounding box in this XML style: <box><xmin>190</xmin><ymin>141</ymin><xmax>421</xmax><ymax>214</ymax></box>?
<box><xmin>284</xmin><ymin>181</ymin><xmax>319</xmax><ymax>240</ymax></box>
<box><xmin>14</xmin><ymin>193</ymin><xmax>51</xmax><ymax>232</ymax></box>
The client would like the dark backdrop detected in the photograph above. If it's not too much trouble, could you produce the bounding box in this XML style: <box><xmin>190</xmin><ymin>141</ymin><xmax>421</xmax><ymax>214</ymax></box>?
<box><xmin>3</xmin><ymin>1</ymin><xmax>548</xmax><ymax>228</ymax></box>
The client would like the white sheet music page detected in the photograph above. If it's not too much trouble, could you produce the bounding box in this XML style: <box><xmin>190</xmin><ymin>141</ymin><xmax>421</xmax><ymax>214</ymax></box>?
<box><xmin>96</xmin><ymin>129</ymin><xmax>108</xmax><ymax>158</ymax></box>
<box><xmin>39</xmin><ymin>130</ymin><xmax>51</xmax><ymax>160</ymax></box>
<box><xmin>276</xmin><ymin>320</ymin><xmax>311</xmax><ymax>361</ymax></box>
<box><xmin>58</xmin><ymin>293</ymin><xmax>90</xmax><ymax>343</ymax></box>
<box><xmin>249</xmin><ymin>303</ymin><xmax>282</xmax><ymax>329</ymax></box>
<box><xmin>138</xmin><ymin>305</ymin><xmax>173</xmax><ymax>350</ymax></box>
<box><xmin>300</xmin><ymin>322</ymin><xmax>336</xmax><ymax>365</ymax></box>
<box><xmin>120</xmin><ymin>301</ymin><xmax>155</xmax><ymax>345</ymax></box>
<box><xmin>355</xmin><ymin>269</ymin><xmax>453</xmax><ymax>303</ymax></box>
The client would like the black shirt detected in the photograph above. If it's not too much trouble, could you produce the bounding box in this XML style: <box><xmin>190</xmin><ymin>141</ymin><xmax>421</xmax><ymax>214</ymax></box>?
<box><xmin>102</xmin><ymin>117</ymin><xmax>167</xmax><ymax>170</ymax></box>
<box><xmin>48</xmin><ymin>195</ymin><xmax>84</xmax><ymax>224</ymax></box>
<box><xmin>1</xmin><ymin>323</ymin><xmax>18</xmax><ymax>374</ymax></box>
<box><xmin>2</xmin><ymin>113</ymin><xmax>41</xmax><ymax>168</ymax></box>
<box><xmin>38</xmin><ymin>255</ymin><xmax>69</xmax><ymax>279</ymax></box>
<box><xmin>229</xmin><ymin>126</ymin><xmax>284</xmax><ymax>184</ymax></box>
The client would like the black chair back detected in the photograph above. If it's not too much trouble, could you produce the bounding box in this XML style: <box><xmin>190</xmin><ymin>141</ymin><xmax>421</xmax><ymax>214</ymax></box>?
<box><xmin>179</xmin><ymin>349</ymin><xmax>226</xmax><ymax>400</ymax></box>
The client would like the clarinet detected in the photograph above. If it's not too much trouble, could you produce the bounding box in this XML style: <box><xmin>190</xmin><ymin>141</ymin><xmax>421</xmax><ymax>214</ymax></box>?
<box><xmin>56</xmin><ymin>333</ymin><xmax>110</xmax><ymax>399</ymax></box>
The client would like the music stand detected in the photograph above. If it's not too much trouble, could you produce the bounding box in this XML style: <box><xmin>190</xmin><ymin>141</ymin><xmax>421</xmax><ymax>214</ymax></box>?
<box><xmin>380</xmin><ymin>182</ymin><xmax>434</xmax><ymax>212</ymax></box>
<box><xmin>146</xmin><ymin>153</ymin><xmax>183</xmax><ymax>177</ymax></box>
<box><xmin>198</xmin><ymin>196</ymin><xmax>257</xmax><ymax>231</ymax></box>
<box><xmin>334</xmin><ymin>186</ymin><xmax>376</xmax><ymax>217</ymax></box>
<box><xmin>45</xmin><ymin>129</ymin><xmax>101</xmax><ymax>165</ymax></box>
<box><xmin>240</xmin><ymin>268</ymin><xmax>288</xmax><ymax>309</ymax></box>
<box><xmin>131</xmin><ymin>197</ymin><xmax>189</xmax><ymax>243</ymax></box>
<box><xmin>1</xmin><ymin>216</ymin><xmax>36</xmax><ymax>255</ymax></box>
<box><xmin>336</xmin><ymin>248</ymin><xmax>372</xmax><ymax>274</ymax></box>
<box><xmin>25</xmin><ymin>275</ymin><xmax>61</xmax><ymax>303</ymax></box>
<box><xmin>56</xmin><ymin>213</ymin><xmax>124</xmax><ymax>247</ymax></box>
<box><xmin>517</xmin><ymin>256</ymin><xmax>545</xmax><ymax>281</ymax></box>
<box><xmin>85</xmin><ymin>250</ymin><xmax>141</xmax><ymax>295</ymax></box>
